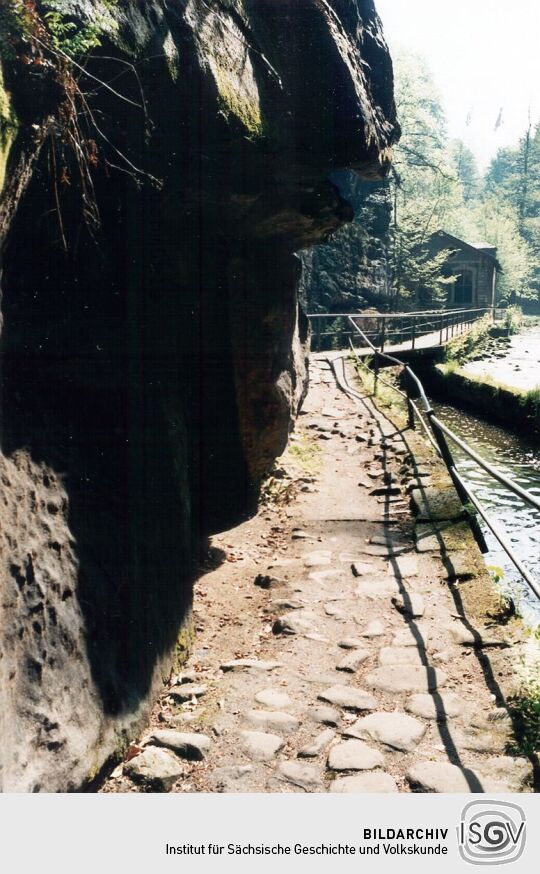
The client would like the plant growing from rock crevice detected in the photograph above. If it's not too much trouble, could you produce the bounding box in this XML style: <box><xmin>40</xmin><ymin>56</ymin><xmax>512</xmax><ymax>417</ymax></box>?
<box><xmin>0</xmin><ymin>0</ymin><xmax>157</xmax><ymax>242</ymax></box>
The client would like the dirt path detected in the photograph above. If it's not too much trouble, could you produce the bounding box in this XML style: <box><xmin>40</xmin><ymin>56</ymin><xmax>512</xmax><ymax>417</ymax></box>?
<box><xmin>102</xmin><ymin>357</ymin><xmax>533</xmax><ymax>794</ymax></box>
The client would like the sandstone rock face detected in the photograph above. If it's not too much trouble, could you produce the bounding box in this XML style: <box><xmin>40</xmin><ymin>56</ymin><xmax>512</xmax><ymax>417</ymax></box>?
<box><xmin>0</xmin><ymin>0</ymin><xmax>397</xmax><ymax>790</ymax></box>
<box><xmin>300</xmin><ymin>171</ymin><xmax>393</xmax><ymax>315</ymax></box>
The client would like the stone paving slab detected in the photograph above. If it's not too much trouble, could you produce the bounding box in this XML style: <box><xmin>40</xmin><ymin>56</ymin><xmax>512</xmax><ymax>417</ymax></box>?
<box><xmin>328</xmin><ymin>739</ymin><xmax>385</xmax><ymax>771</ymax></box>
<box><xmin>365</xmin><ymin>665</ymin><xmax>448</xmax><ymax>694</ymax></box>
<box><xmin>329</xmin><ymin>773</ymin><xmax>398</xmax><ymax>793</ymax></box>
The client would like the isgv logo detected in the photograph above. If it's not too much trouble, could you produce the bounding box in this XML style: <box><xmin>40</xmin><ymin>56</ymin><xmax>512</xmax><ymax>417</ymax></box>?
<box><xmin>458</xmin><ymin>800</ymin><xmax>526</xmax><ymax>866</ymax></box>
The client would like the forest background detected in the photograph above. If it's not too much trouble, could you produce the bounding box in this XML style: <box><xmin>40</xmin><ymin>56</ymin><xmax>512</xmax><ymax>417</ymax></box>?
<box><xmin>302</xmin><ymin>51</ymin><xmax>540</xmax><ymax>314</ymax></box>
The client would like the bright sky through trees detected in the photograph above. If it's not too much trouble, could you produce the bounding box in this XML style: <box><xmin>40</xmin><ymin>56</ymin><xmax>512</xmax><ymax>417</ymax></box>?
<box><xmin>376</xmin><ymin>0</ymin><xmax>540</xmax><ymax>168</ymax></box>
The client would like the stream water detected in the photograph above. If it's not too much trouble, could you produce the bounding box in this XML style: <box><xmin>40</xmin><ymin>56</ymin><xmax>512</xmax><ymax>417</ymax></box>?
<box><xmin>463</xmin><ymin>324</ymin><xmax>540</xmax><ymax>392</ymax></box>
<box><xmin>431</xmin><ymin>401</ymin><xmax>540</xmax><ymax>626</ymax></box>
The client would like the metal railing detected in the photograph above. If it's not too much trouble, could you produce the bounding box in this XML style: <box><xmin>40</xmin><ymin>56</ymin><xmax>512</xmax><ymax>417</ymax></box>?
<box><xmin>341</xmin><ymin>315</ymin><xmax>540</xmax><ymax>602</ymax></box>
<box><xmin>308</xmin><ymin>307</ymin><xmax>492</xmax><ymax>354</ymax></box>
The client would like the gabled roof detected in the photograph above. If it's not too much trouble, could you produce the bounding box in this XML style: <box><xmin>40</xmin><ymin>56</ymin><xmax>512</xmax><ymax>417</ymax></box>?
<box><xmin>472</xmin><ymin>241</ymin><xmax>497</xmax><ymax>251</ymax></box>
<box><xmin>431</xmin><ymin>230</ymin><xmax>502</xmax><ymax>271</ymax></box>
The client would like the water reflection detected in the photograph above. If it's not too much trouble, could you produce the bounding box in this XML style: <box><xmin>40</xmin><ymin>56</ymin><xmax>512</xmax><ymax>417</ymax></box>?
<box><xmin>432</xmin><ymin>401</ymin><xmax>540</xmax><ymax>626</ymax></box>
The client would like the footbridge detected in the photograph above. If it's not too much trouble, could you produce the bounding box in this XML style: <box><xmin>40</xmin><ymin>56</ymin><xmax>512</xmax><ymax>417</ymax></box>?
<box><xmin>308</xmin><ymin>307</ymin><xmax>495</xmax><ymax>359</ymax></box>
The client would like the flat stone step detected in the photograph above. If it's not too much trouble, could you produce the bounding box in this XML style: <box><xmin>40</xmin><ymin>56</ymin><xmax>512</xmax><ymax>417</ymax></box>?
<box><xmin>480</xmin><ymin>756</ymin><xmax>533</xmax><ymax>792</ymax></box>
<box><xmin>298</xmin><ymin>729</ymin><xmax>335</xmax><ymax>758</ymax></box>
<box><xmin>355</xmin><ymin>577</ymin><xmax>402</xmax><ymax>599</ymax></box>
<box><xmin>365</xmin><ymin>665</ymin><xmax>447</xmax><ymax>694</ymax></box>
<box><xmin>220</xmin><ymin>659</ymin><xmax>283</xmax><ymax>672</ymax></box>
<box><xmin>407</xmin><ymin>761</ymin><xmax>492</xmax><ymax>793</ymax></box>
<box><xmin>304</xmin><ymin>551</ymin><xmax>332</xmax><ymax>567</ymax></box>
<box><xmin>344</xmin><ymin>712</ymin><xmax>426</xmax><ymax>752</ymax></box>
<box><xmin>392</xmin><ymin>593</ymin><xmax>425</xmax><ymax>618</ymax></box>
<box><xmin>338</xmin><ymin>638</ymin><xmax>367</xmax><ymax>650</ymax></box>
<box><xmin>446</xmin><ymin>623</ymin><xmax>505</xmax><ymax>648</ymax></box>
<box><xmin>144</xmin><ymin>730</ymin><xmax>211</xmax><ymax>760</ymax></box>
<box><xmin>405</xmin><ymin>692</ymin><xmax>462</xmax><ymax>720</ymax></box>
<box><xmin>336</xmin><ymin>650</ymin><xmax>371</xmax><ymax>673</ymax></box>
<box><xmin>270</xmin><ymin>598</ymin><xmax>304</xmax><ymax>610</ymax></box>
<box><xmin>411</xmin><ymin>487</ymin><xmax>464</xmax><ymax>522</ymax></box>
<box><xmin>240</xmin><ymin>731</ymin><xmax>284</xmax><ymax>762</ymax></box>
<box><xmin>442</xmin><ymin>551</ymin><xmax>477</xmax><ymax>580</ymax></box>
<box><xmin>254</xmin><ymin>688</ymin><xmax>293</xmax><ymax>710</ymax></box>
<box><xmin>308</xmin><ymin>706</ymin><xmax>341</xmax><ymax>727</ymax></box>
<box><xmin>388</xmin><ymin>555</ymin><xmax>419</xmax><ymax>578</ymax></box>
<box><xmin>244</xmin><ymin>710</ymin><xmax>300</xmax><ymax>735</ymax></box>
<box><xmin>123</xmin><ymin>748</ymin><xmax>183</xmax><ymax>790</ymax></box>
<box><xmin>273</xmin><ymin>613</ymin><xmax>315</xmax><ymax>635</ymax></box>
<box><xmin>351</xmin><ymin>561</ymin><xmax>375</xmax><ymax>577</ymax></box>
<box><xmin>308</xmin><ymin>569</ymin><xmax>343</xmax><ymax>583</ymax></box>
<box><xmin>327</xmin><ymin>739</ymin><xmax>385</xmax><ymax>771</ymax></box>
<box><xmin>440</xmin><ymin>728</ymin><xmax>508</xmax><ymax>755</ymax></box>
<box><xmin>415</xmin><ymin>533</ymin><xmax>443</xmax><ymax>553</ymax></box>
<box><xmin>275</xmin><ymin>762</ymin><xmax>323</xmax><ymax>792</ymax></box>
<box><xmin>318</xmin><ymin>685</ymin><xmax>378</xmax><ymax>712</ymax></box>
<box><xmin>378</xmin><ymin>647</ymin><xmax>426</xmax><ymax>667</ymax></box>
<box><xmin>391</xmin><ymin>627</ymin><xmax>429</xmax><ymax>648</ymax></box>
<box><xmin>360</xmin><ymin>620</ymin><xmax>386</xmax><ymax>638</ymax></box>
<box><xmin>168</xmin><ymin>684</ymin><xmax>207</xmax><ymax>702</ymax></box>
<box><xmin>329</xmin><ymin>772</ymin><xmax>398</xmax><ymax>793</ymax></box>
<box><xmin>324</xmin><ymin>603</ymin><xmax>349</xmax><ymax>620</ymax></box>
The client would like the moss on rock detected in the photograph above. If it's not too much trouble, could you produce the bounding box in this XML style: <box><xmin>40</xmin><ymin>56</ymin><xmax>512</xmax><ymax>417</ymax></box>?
<box><xmin>0</xmin><ymin>64</ymin><xmax>18</xmax><ymax>194</ymax></box>
<box><xmin>172</xmin><ymin>613</ymin><xmax>195</xmax><ymax>674</ymax></box>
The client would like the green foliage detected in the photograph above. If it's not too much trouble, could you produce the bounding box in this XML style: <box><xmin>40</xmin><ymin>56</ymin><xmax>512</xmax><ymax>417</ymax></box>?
<box><xmin>450</xmin><ymin>140</ymin><xmax>480</xmax><ymax>203</ymax></box>
<box><xmin>0</xmin><ymin>1</ymin><xmax>118</xmax><ymax>63</ymax></box>
<box><xmin>389</xmin><ymin>52</ymin><xmax>474</xmax><ymax>309</ymax></box>
<box><xmin>444</xmin><ymin>314</ymin><xmax>493</xmax><ymax>363</ymax></box>
<box><xmin>259</xmin><ymin>467</ymin><xmax>298</xmax><ymax>507</ymax></box>
<box><xmin>519</xmin><ymin>385</ymin><xmax>540</xmax><ymax>421</ymax></box>
<box><xmin>483</xmin><ymin>120</ymin><xmax>540</xmax><ymax>305</ymax></box>
<box><xmin>487</xmin><ymin>565</ymin><xmax>505</xmax><ymax>585</ymax></box>
<box><xmin>509</xmin><ymin>684</ymin><xmax>540</xmax><ymax>757</ymax></box>
<box><xmin>390</xmin><ymin>50</ymin><xmax>538</xmax><ymax>311</ymax></box>
<box><xmin>0</xmin><ymin>1</ymin><xmax>36</xmax><ymax>60</ymax></box>
<box><xmin>508</xmin><ymin>641</ymin><xmax>540</xmax><ymax>757</ymax></box>
<box><xmin>41</xmin><ymin>1</ymin><xmax>118</xmax><ymax>58</ymax></box>
<box><xmin>504</xmin><ymin>305</ymin><xmax>524</xmax><ymax>334</ymax></box>
<box><xmin>287</xmin><ymin>437</ymin><xmax>322</xmax><ymax>476</ymax></box>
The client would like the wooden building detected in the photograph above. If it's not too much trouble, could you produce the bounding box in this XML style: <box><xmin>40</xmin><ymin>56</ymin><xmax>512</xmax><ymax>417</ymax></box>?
<box><xmin>429</xmin><ymin>230</ymin><xmax>501</xmax><ymax>309</ymax></box>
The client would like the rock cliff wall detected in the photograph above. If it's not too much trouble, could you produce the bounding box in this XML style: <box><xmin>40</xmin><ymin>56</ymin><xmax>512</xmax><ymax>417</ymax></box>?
<box><xmin>300</xmin><ymin>170</ymin><xmax>393</xmax><ymax>313</ymax></box>
<box><xmin>0</xmin><ymin>0</ymin><xmax>397</xmax><ymax>791</ymax></box>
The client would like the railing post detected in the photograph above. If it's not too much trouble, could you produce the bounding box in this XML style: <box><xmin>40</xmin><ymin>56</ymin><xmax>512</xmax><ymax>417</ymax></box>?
<box><xmin>411</xmin><ymin>318</ymin><xmax>416</xmax><ymax>350</ymax></box>
<box><xmin>426</xmin><ymin>411</ymin><xmax>488</xmax><ymax>553</ymax></box>
<box><xmin>316</xmin><ymin>318</ymin><xmax>321</xmax><ymax>352</ymax></box>
<box><xmin>404</xmin><ymin>370</ymin><xmax>415</xmax><ymax>430</ymax></box>
<box><xmin>440</xmin><ymin>314</ymin><xmax>444</xmax><ymax>345</ymax></box>
<box><xmin>380</xmin><ymin>317</ymin><xmax>386</xmax><ymax>353</ymax></box>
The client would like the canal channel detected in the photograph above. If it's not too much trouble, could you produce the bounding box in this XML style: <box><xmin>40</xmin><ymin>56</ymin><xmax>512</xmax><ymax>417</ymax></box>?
<box><xmin>431</xmin><ymin>400</ymin><xmax>540</xmax><ymax>626</ymax></box>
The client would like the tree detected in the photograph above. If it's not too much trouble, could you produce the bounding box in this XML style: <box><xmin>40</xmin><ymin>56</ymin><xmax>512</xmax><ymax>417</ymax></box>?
<box><xmin>389</xmin><ymin>51</ymin><xmax>464</xmax><ymax>308</ymax></box>
<box><xmin>450</xmin><ymin>140</ymin><xmax>480</xmax><ymax>203</ymax></box>
<box><xmin>485</xmin><ymin>121</ymin><xmax>540</xmax><ymax>303</ymax></box>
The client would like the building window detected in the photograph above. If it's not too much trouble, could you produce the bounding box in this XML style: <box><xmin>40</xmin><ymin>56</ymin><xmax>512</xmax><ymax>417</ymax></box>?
<box><xmin>453</xmin><ymin>270</ymin><xmax>473</xmax><ymax>305</ymax></box>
